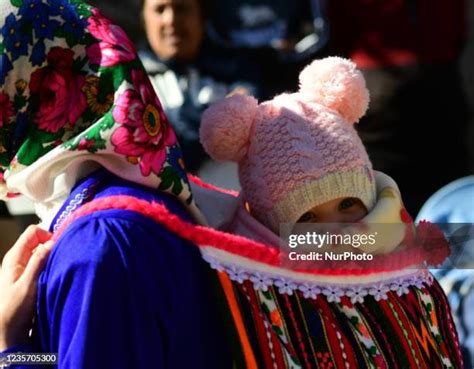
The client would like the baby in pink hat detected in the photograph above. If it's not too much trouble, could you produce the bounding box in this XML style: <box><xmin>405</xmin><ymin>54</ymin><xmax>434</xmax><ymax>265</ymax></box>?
<box><xmin>200</xmin><ymin>57</ymin><xmax>376</xmax><ymax>233</ymax></box>
<box><xmin>196</xmin><ymin>59</ymin><xmax>461</xmax><ymax>368</ymax></box>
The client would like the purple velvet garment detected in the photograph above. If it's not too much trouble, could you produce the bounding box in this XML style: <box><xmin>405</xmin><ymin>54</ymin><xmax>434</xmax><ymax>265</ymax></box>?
<box><xmin>3</xmin><ymin>169</ymin><xmax>232</xmax><ymax>369</ymax></box>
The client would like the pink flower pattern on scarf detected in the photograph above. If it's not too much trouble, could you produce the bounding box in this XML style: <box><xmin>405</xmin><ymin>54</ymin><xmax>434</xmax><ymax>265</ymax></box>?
<box><xmin>86</xmin><ymin>9</ymin><xmax>135</xmax><ymax>67</ymax></box>
<box><xmin>29</xmin><ymin>47</ymin><xmax>87</xmax><ymax>133</ymax></box>
<box><xmin>112</xmin><ymin>69</ymin><xmax>176</xmax><ymax>176</ymax></box>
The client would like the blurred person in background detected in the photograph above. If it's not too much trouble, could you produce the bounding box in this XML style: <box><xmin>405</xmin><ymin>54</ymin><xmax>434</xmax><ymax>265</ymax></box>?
<box><xmin>326</xmin><ymin>0</ymin><xmax>472</xmax><ymax>217</ymax></box>
<box><xmin>204</xmin><ymin>0</ymin><xmax>330</xmax><ymax>99</ymax></box>
<box><xmin>138</xmin><ymin>0</ymin><xmax>260</xmax><ymax>183</ymax></box>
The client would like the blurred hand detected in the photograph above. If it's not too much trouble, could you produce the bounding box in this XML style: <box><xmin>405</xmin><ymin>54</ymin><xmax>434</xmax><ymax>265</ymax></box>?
<box><xmin>0</xmin><ymin>226</ymin><xmax>53</xmax><ymax>351</ymax></box>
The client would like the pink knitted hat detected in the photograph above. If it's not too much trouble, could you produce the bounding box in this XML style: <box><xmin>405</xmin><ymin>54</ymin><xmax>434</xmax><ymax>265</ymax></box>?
<box><xmin>200</xmin><ymin>57</ymin><xmax>376</xmax><ymax>232</ymax></box>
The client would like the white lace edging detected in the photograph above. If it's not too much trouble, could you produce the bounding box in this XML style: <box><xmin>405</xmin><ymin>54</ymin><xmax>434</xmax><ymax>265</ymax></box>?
<box><xmin>203</xmin><ymin>254</ymin><xmax>434</xmax><ymax>304</ymax></box>
<box><xmin>52</xmin><ymin>184</ymin><xmax>97</xmax><ymax>233</ymax></box>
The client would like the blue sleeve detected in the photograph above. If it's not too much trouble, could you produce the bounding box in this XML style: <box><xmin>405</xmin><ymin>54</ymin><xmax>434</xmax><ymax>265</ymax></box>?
<box><xmin>36</xmin><ymin>210</ymin><xmax>232</xmax><ymax>369</ymax></box>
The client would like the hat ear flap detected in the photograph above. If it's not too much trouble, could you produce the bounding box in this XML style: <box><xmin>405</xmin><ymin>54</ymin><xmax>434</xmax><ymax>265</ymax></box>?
<box><xmin>299</xmin><ymin>57</ymin><xmax>370</xmax><ymax>124</ymax></box>
<box><xmin>200</xmin><ymin>94</ymin><xmax>258</xmax><ymax>162</ymax></box>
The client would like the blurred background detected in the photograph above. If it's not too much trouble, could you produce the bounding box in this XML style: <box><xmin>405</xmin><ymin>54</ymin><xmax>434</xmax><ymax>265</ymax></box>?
<box><xmin>2</xmin><ymin>0</ymin><xmax>473</xmax><ymax>260</ymax></box>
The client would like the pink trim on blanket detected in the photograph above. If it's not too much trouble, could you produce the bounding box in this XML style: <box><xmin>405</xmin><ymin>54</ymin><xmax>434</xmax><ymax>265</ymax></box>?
<box><xmin>52</xmin><ymin>195</ymin><xmax>449</xmax><ymax>276</ymax></box>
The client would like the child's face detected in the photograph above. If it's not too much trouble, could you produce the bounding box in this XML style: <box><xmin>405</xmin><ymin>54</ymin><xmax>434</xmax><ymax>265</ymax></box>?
<box><xmin>297</xmin><ymin>197</ymin><xmax>368</xmax><ymax>223</ymax></box>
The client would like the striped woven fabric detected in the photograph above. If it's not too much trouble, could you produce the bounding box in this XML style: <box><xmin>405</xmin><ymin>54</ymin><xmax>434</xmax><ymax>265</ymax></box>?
<box><xmin>221</xmin><ymin>274</ymin><xmax>462</xmax><ymax>369</ymax></box>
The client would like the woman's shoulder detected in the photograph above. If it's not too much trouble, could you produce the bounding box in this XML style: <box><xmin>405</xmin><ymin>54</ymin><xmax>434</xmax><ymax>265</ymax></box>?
<box><xmin>45</xmin><ymin>170</ymin><xmax>197</xmax><ymax>271</ymax></box>
<box><xmin>53</xmin><ymin>169</ymin><xmax>193</xmax><ymax>229</ymax></box>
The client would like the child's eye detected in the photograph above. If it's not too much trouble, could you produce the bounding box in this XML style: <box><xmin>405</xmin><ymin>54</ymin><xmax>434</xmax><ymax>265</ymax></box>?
<box><xmin>339</xmin><ymin>198</ymin><xmax>357</xmax><ymax>210</ymax></box>
<box><xmin>298</xmin><ymin>211</ymin><xmax>317</xmax><ymax>223</ymax></box>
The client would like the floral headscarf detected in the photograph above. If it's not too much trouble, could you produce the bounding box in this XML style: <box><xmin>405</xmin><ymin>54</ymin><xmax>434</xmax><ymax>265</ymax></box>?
<box><xmin>0</xmin><ymin>0</ymin><xmax>198</xmax><ymax>217</ymax></box>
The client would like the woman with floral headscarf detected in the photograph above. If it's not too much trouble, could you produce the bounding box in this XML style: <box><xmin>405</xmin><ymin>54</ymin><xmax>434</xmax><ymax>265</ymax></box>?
<box><xmin>0</xmin><ymin>0</ymin><xmax>232</xmax><ymax>367</ymax></box>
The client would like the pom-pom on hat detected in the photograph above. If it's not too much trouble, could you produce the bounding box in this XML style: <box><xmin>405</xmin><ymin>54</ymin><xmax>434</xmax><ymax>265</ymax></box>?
<box><xmin>200</xmin><ymin>57</ymin><xmax>376</xmax><ymax>232</ymax></box>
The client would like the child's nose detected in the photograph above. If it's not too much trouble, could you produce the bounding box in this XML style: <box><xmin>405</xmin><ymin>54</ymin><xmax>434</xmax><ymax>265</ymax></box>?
<box><xmin>342</xmin><ymin>212</ymin><xmax>366</xmax><ymax>223</ymax></box>
<box><xmin>317</xmin><ymin>212</ymin><xmax>365</xmax><ymax>224</ymax></box>
<box><xmin>317</xmin><ymin>212</ymin><xmax>343</xmax><ymax>223</ymax></box>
